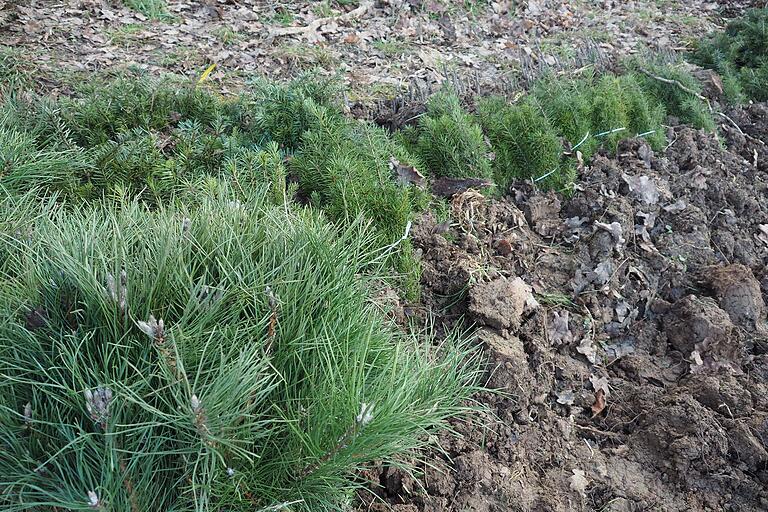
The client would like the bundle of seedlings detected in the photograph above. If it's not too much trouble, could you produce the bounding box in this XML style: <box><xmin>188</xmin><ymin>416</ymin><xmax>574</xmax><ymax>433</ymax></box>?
<box><xmin>399</xmin><ymin>91</ymin><xmax>492</xmax><ymax>181</ymax></box>
<box><xmin>0</xmin><ymin>71</ymin><xmax>426</xmax><ymax>293</ymax></box>
<box><xmin>0</xmin><ymin>190</ymin><xmax>481</xmax><ymax>511</ymax></box>
<box><xmin>692</xmin><ymin>7</ymin><xmax>768</xmax><ymax>102</ymax></box>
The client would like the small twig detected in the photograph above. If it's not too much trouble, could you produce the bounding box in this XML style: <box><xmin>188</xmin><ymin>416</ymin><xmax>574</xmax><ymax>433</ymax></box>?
<box><xmin>637</xmin><ymin>68</ymin><xmax>711</xmax><ymax>111</ymax></box>
<box><xmin>370</xmin><ymin>221</ymin><xmax>412</xmax><ymax>263</ymax></box>
<box><xmin>270</xmin><ymin>1</ymin><xmax>372</xmax><ymax>37</ymax></box>
<box><xmin>574</xmin><ymin>423</ymin><xmax>622</xmax><ymax>439</ymax></box>
<box><xmin>717</xmin><ymin>112</ymin><xmax>744</xmax><ymax>135</ymax></box>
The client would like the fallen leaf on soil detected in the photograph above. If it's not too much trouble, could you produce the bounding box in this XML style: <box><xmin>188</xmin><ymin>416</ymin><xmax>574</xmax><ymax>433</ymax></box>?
<box><xmin>590</xmin><ymin>374</ymin><xmax>610</xmax><ymax>395</ymax></box>
<box><xmin>389</xmin><ymin>157</ymin><xmax>425</xmax><ymax>187</ymax></box>
<box><xmin>692</xmin><ymin>171</ymin><xmax>708</xmax><ymax>190</ymax></box>
<box><xmin>591</xmin><ymin>388</ymin><xmax>607</xmax><ymax>417</ymax></box>
<box><xmin>577</xmin><ymin>337</ymin><xmax>598</xmax><ymax>364</ymax></box>
<box><xmin>622</xmin><ymin>173</ymin><xmax>659</xmax><ymax>204</ymax></box>
<box><xmin>589</xmin><ymin>374</ymin><xmax>610</xmax><ymax>417</ymax></box>
<box><xmin>663</xmin><ymin>199</ymin><xmax>687</xmax><ymax>213</ymax></box>
<box><xmin>615</xmin><ymin>300</ymin><xmax>630</xmax><ymax>323</ymax></box>
<box><xmin>690</xmin><ymin>349</ymin><xmax>704</xmax><ymax>371</ymax></box>
<box><xmin>756</xmin><ymin>224</ymin><xmax>768</xmax><ymax>247</ymax></box>
<box><xmin>564</xmin><ymin>216</ymin><xmax>589</xmax><ymax>242</ymax></box>
<box><xmin>549</xmin><ymin>310</ymin><xmax>573</xmax><ymax>345</ymax></box>
<box><xmin>494</xmin><ymin>238</ymin><xmax>513</xmax><ymax>257</ymax></box>
<box><xmin>557</xmin><ymin>390</ymin><xmax>576</xmax><ymax>405</ymax></box>
<box><xmin>569</xmin><ymin>469</ymin><xmax>589</xmax><ymax>497</ymax></box>
<box><xmin>605</xmin><ymin>338</ymin><xmax>635</xmax><ymax>359</ymax></box>
<box><xmin>635</xmin><ymin>211</ymin><xmax>659</xmax><ymax>253</ymax></box>
<box><xmin>637</xmin><ymin>144</ymin><xmax>654</xmax><ymax>168</ymax></box>
<box><xmin>594</xmin><ymin>221</ymin><xmax>625</xmax><ymax>248</ymax></box>
<box><xmin>591</xmin><ymin>260</ymin><xmax>615</xmax><ymax>286</ymax></box>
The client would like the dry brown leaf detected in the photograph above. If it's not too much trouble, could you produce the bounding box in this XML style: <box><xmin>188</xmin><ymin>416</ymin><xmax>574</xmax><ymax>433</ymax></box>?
<box><xmin>343</xmin><ymin>33</ymin><xmax>360</xmax><ymax>44</ymax></box>
<box><xmin>389</xmin><ymin>157</ymin><xmax>425</xmax><ymax>187</ymax></box>
<box><xmin>589</xmin><ymin>374</ymin><xmax>610</xmax><ymax>417</ymax></box>
<box><xmin>591</xmin><ymin>388</ymin><xmax>607</xmax><ymax>417</ymax></box>
<box><xmin>569</xmin><ymin>469</ymin><xmax>589</xmax><ymax>497</ymax></box>
<box><xmin>577</xmin><ymin>337</ymin><xmax>597</xmax><ymax>364</ymax></box>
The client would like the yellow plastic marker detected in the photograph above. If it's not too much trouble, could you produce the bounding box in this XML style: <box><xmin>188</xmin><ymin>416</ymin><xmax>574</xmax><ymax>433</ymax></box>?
<box><xmin>197</xmin><ymin>63</ymin><xmax>217</xmax><ymax>85</ymax></box>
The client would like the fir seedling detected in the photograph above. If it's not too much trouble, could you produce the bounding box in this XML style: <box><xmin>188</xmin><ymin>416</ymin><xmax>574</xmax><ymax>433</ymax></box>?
<box><xmin>0</xmin><ymin>191</ymin><xmax>482</xmax><ymax>511</ymax></box>
<box><xmin>590</xmin><ymin>75</ymin><xmax>632</xmax><ymax>149</ymax></box>
<box><xmin>289</xmin><ymin>104</ymin><xmax>424</xmax><ymax>296</ymax></box>
<box><xmin>618</xmin><ymin>73</ymin><xmax>667</xmax><ymax>150</ymax></box>
<box><xmin>249</xmin><ymin>74</ymin><xmax>345</xmax><ymax>150</ymax></box>
<box><xmin>407</xmin><ymin>91</ymin><xmax>492</xmax><ymax>179</ymax></box>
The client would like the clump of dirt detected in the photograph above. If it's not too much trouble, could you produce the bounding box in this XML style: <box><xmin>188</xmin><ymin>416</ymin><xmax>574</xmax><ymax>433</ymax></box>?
<box><xmin>360</xmin><ymin>103</ymin><xmax>768</xmax><ymax>511</ymax></box>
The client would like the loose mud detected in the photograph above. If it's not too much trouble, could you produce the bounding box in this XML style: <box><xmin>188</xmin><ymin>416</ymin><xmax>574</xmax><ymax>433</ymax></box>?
<box><xmin>361</xmin><ymin>104</ymin><xmax>768</xmax><ymax>511</ymax></box>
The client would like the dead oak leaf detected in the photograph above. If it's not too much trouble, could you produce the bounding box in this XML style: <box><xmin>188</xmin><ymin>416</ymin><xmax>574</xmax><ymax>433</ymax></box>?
<box><xmin>569</xmin><ymin>469</ymin><xmax>589</xmax><ymax>497</ymax></box>
<box><xmin>622</xmin><ymin>173</ymin><xmax>659</xmax><ymax>205</ymax></box>
<box><xmin>589</xmin><ymin>374</ymin><xmax>610</xmax><ymax>417</ymax></box>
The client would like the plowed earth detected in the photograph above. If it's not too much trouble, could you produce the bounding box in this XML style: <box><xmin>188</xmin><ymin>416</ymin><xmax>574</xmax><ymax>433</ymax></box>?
<box><xmin>361</xmin><ymin>104</ymin><xmax>768</xmax><ymax>512</ymax></box>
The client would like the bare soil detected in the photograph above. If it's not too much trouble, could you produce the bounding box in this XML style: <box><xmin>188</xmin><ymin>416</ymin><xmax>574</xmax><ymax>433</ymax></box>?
<box><xmin>359</xmin><ymin>105</ymin><xmax>768</xmax><ymax>511</ymax></box>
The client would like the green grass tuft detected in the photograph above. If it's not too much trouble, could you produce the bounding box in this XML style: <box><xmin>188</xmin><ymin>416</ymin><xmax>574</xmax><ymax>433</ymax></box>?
<box><xmin>123</xmin><ymin>0</ymin><xmax>171</xmax><ymax>20</ymax></box>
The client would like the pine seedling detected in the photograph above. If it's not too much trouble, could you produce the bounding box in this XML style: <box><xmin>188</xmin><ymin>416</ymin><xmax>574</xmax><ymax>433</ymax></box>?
<box><xmin>531</xmin><ymin>75</ymin><xmax>598</xmax><ymax>160</ymax></box>
<box><xmin>632</xmin><ymin>60</ymin><xmax>716</xmax><ymax>131</ymax></box>
<box><xmin>409</xmin><ymin>91</ymin><xmax>492</xmax><ymax>179</ymax></box>
<box><xmin>249</xmin><ymin>74</ymin><xmax>345</xmax><ymax>150</ymax></box>
<box><xmin>478</xmin><ymin>95</ymin><xmax>566</xmax><ymax>191</ymax></box>
<box><xmin>0</xmin><ymin>118</ymin><xmax>85</xmax><ymax>195</ymax></box>
<box><xmin>0</xmin><ymin>192</ymin><xmax>482</xmax><ymax>511</ymax></box>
